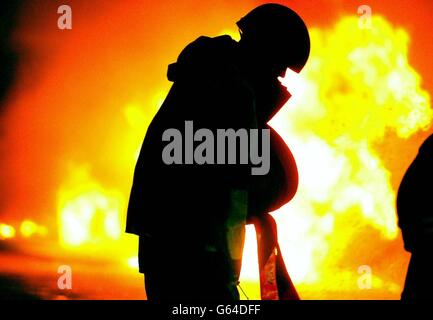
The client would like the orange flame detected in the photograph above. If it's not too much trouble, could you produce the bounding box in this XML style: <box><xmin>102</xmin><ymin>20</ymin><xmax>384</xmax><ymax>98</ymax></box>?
<box><xmin>52</xmin><ymin>15</ymin><xmax>432</xmax><ymax>299</ymax></box>
<box><xmin>1</xmin><ymin>8</ymin><xmax>423</xmax><ymax>299</ymax></box>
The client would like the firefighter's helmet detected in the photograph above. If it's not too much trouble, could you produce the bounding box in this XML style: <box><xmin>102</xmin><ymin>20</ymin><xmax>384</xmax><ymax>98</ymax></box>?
<box><xmin>237</xmin><ymin>3</ymin><xmax>310</xmax><ymax>73</ymax></box>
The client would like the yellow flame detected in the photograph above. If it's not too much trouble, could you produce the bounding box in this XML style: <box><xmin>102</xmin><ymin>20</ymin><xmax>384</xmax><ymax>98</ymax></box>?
<box><xmin>20</xmin><ymin>220</ymin><xmax>48</xmax><ymax>238</ymax></box>
<box><xmin>124</xmin><ymin>99</ymin><xmax>162</xmax><ymax>163</ymax></box>
<box><xmin>218</xmin><ymin>28</ymin><xmax>241</xmax><ymax>41</ymax></box>
<box><xmin>266</xmin><ymin>15</ymin><xmax>432</xmax><ymax>291</ymax></box>
<box><xmin>57</xmin><ymin>165</ymin><xmax>124</xmax><ymax>247</ymax></box>
<box><xmin>127</xmin><ymin>256</ymin><xmax>139</xmax><ymax>269</ymax></box>
<box><xmin>0</xmin><ymin>223</ymin><xmax>16</xmax><ymax>240</ymax></box>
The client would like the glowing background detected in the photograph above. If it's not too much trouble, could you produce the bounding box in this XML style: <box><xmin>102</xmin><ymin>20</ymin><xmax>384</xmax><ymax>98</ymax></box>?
<box><xmin>1</xmin><ymin>0</ymin><xmax>433</xmax><ymax>299</ymax></box>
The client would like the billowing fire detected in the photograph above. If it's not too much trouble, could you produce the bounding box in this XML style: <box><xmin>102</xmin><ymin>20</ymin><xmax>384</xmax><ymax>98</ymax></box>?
<box><xmin>49</xmin><ymin>14</ymin><xmax>432</xmax><ymax>299</ymax></box>
<box><xmin>1</xmin><ymin>1</ymin><xmax>432</xmax><ymax>300</ymax></box>
<box><xmin>57</xmin><ymin>165</ymin><xmax>123</xmax><ymax>247</ymax></box>
<box><xmin>269</xmin><ymin>15</ymin><xmax>431</xmax><ymax>295</ymax></box>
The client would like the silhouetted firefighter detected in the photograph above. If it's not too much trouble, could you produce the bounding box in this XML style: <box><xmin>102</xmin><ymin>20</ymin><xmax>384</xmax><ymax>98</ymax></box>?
<box><xmin>397</xmin><ymin>133</ymin><xmax>433</xmax><ymax>300</ymax></box>
<box><xmin>126</xmin><ymin>4</ymin><xmax>310</xmax><ymax>300</ymax></box>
